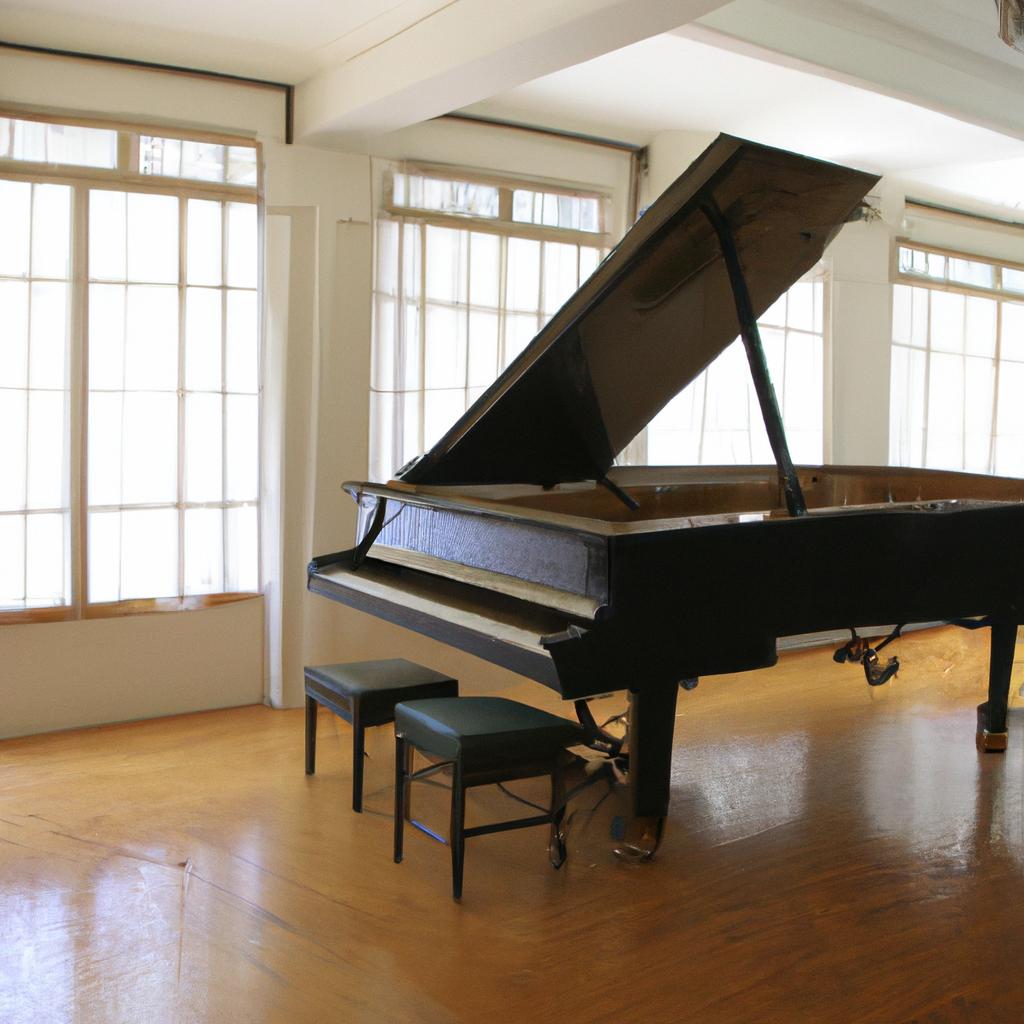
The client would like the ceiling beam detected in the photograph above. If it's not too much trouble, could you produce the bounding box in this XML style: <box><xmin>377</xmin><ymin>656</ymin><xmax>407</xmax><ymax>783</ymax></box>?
<box><xmin>294</xmin><ymin>0</ymin><xmax>731</xmax><ymax>145</ymax></box>
<box><xmin>690</xmin><ymin>0</ymin><xmax>1024</xmax><ymax>143</ymax></box>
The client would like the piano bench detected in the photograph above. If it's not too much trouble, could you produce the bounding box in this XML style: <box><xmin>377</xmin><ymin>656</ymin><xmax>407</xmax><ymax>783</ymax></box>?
<box><xmin>393</xmin><ymin>697</ymin><xmax>584</xmax><ymax>901</ymax></box>
<box><xmin>304</xmin><ymin>659</ymin><xmax>458</xmax><ymax>813</ymax></box>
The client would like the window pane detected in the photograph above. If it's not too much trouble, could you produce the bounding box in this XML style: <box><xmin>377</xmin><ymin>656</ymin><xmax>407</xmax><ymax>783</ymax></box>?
<box><xmin>1004</xmin><ymin>268</ymin><xmax>1024</xmax><ymax>295</ymax></box>
<box><xmin>469</xmin><ymin>232</ymin><xmax>499</xmax><ymax>308</ymax></box>
<box><xmin>25</xmin><ymin>512</ymin><xmax>66</xmax><ymax>606</ymax></box>
<box><xmin>889</xmin><ymin>345</ymin><xmax>927</xmax><ymax>466</ymax></box>
<box><xmin>227</xmin><ymin>147</ymin><xmax>258</xmax><ymax>187</ymax></box>
<box><xmin>424</xmin><ymin>389</ymin><xmax>465</xmax><ymax>449</ymax></box>
<box><xmin>467</xmin><ymin>310</ymin><xmax>499</xmax><ymax>387</ymax></box>
<box><xmin>124</xmin><ymin>285</ymin><xmax>178</xmax><ymax>390</ymax></box>
<box><xmin>542</xmin><ymin>242</ymin><xmax>578</xmax><ymax>316</ymax></box>
<box><xmin>187</xmin><ymin>199</ymin><xmax>223</xmax><ymax>286</ymax></box>
<box><xmin>27</xmin><ymin>390</ymin><xmax>66</xmax><ymax>510</ymax></box>
<box><xmin>506</xmin><ymin>238</ymin><xmax>540</xmax><ymax>312</ymax></box>
<box><xmin>505</xmin><ymin>312</ymin><xmax>539</xmax><ymax>363</ymax></box>
<box><xmin>186</xmin><ymin>287</ymin><xmax>223</xmax><ymax>391</ymax></box>
<box><xmin>395</xmin><ymin>174</ymin><xmax>498</xmax><ymax>218</ymax></box>
<box><xmin>424</xmin><ymin>304</ymin><xmax>467</xmax><ymax>389</ymax></box>
<box><xmin>185</xmin><ymin>393</ymin><xmax>223</xmax><ymax>503</ymax></box>
<box><xmin>949</xmin><ymin>257</ymin><xmax>994</xmax><ymax>289</ymax></box>
<box><xmin>181</xmin><ymin>142</ymin><xmax>225</xmax><ymax>183</ymax></box>
<box><xmin>89</xmin><ymin>190</ymin><xmax>127</xmax><ymax>281</ymax></box>
<box><xmin>89</xmin><ymin>284</ymin><xmax>126</xmax><ymax>390</ymax></box>
<box><xmin>512</xmin><ymin>189</ymin><xmax>601</xmax><ymax>232</ymax></box>
<box><xmin>965</xmin><ymin>296</ymin><xmax>997</xmax><ymax>358</ymax></box>
<box><xmin>225</xmin><ymin>506</ymin><xmax>258</xmax><ymax>592</ymax></box>
<box><xmin>0</xmin><ymin>515</ymin><xmax>25</xmax><ymax>606</ymax></box>
<box><xmin>88</xmin><ymin>510</ymin><xmax>120</xmax><ymax>603</ymax></box>
<box><xmin>121</xmin><ymin>392</ymin><xmax>178</xmax><ymax>504</ymax></box>
<box><xmin>29</xmin><ymin>282</ymin><xmax>68</xmax><ymax>389</ymax></box>
<box><xmin>119</xmin><ymin>508</ymin><xmax>178</xmax><ymax>600</ymax></box>
<box><xmin>0</xmin><ymin>118</ymin><xmax>116</xmax><ymax>168</ymax></box>
<box><xmin>0</xmin><ymin>390</ymin><xmax>27</xmax><ymax>511</ymax></box>
<box><xmin>0</xmin><ymin>280</ymin><xmax>29</xmax><ymax>388</ymax></box>
<box><xmin>31</xmin><ymin>184</ymin><xmax>71</xmax><ymax>280</ymax></box>
<box><xmin>225</xmin><ymin>289</ymin><xmax>258</xmax><ymax>393</ymax></box>
<box><xmin>226</xmin><ymin>202</ymin><xmax>257</xmax><ymax>288</ymax></box>
<box><xmin>1002</xmin><ymin>302</ymin><xmax>1024</xmax><ymax>362</ymax></box>
<box><xmin>425</xmin><ymin>226</ymin><xmax>467</xmax><ymax>303</ymax></box>
<box><xmin>225</xmin><ymin>394</ymin><xmax>258</xmax><ymax>501</ymax></box>
<box><xmin>139</xmin><ymin>136</ymin><xmax>181</xmax><ymax>177</ymax></box>
<box><xmin>127</xmin><ymin>193</ymin><xmax>178</xmax><ymax>284</ymax></box>
<box><xmin>185</xmin><ymin>508</ymin><xmax>224</xmax><ymax>595</ymax></box>
<box><xmin>929</xmin><ymin>291</ymin><xmax>964</xmax><ymax>353</ymax></box>
<box><xmin>87</xmin><ymin>393</ymin><xmax>124</xmax><ymax>507</ymax></box>
<box><xmin>0</xmin><ymin>179</ymin><xmax>31</xmax><ymax>277</ymax></box>
<box><xmin>786</xmin><ymin>281</ymin><xmax>815</xmax><ymax>332</ymax></box>
<box><xmin>925</xmin><ymin>352</ymin><xmax>964</xmax><ymax>470</ymax></box>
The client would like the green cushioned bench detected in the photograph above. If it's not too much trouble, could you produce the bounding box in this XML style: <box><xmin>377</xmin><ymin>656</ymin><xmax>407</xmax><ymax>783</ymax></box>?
<box><xmin>393</xmin><ymin>696</ymin><xmax>584</xmax><ymax>900</ymax></box>
<box><xmin>304</xmin><ymin>659</ymin><xmax>458</xmax><ymax>812</ymax></box>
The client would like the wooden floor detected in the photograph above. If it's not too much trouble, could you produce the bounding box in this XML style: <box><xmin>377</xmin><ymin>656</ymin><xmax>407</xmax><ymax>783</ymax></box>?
<box><xmin>3</xmin><ymin>626</ymin><xmax>1024</xmax><ymax>1024</ymax></box>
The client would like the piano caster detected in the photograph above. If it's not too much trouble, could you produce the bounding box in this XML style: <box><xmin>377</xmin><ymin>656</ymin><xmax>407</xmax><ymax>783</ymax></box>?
<box><xmin>976</xmin><ymin>701</ymin><xmax>1009</xmax><ymax>753</ymax></box>
<box><xmin>613</xmin><ymin>816</ymin><xmax>665</xmax><ymax>862</ymax></box>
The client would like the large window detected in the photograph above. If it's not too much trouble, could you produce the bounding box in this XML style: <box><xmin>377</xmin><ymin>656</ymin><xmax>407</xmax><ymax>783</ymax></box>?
<box><xmin>890</xmin><ymin>242</ymin><xmax>1024</xmax><ymax>476</ymax></box>
<box><xmin>370</xmin><ymin>165</ymin><xmax>608</xmax><ymax>480</ymax></box>
<box><xmin>0</xmin><ymin>113</ymin><xmax>260</xmax><ymax>620</ymax></box>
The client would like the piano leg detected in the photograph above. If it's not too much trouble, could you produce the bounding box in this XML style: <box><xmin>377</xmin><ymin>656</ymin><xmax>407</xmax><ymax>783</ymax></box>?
<box><xmin>615</xmin><ymin>685</ymin><xmax>678</xmax><ymax>861</ymax></box>
<box><xmin>977</xmin><ymin>616</ymin><xmax>1018</xmax><ymax>753</ymax></box>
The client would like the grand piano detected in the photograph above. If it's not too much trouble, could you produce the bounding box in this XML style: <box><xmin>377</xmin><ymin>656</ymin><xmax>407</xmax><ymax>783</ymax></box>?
<box><xmin>310</xmin><ymin>135</ymin><xmax>1024</xmax><ymax>857</ymax></box>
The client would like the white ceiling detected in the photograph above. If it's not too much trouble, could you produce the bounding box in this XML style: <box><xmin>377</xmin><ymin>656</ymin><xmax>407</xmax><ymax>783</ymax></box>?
<box><xmin>464</xmin><ymin>32</ymin><xmax>1012</xmax><ymax>162</ymax></box>
<box><xmin>457</xmin><ymin>5</ymin><xmax>1024</xmax><ymax>212</ymax></box>
<box><xmin>4</xmin><ymin>0</ymin><xmax>1024</xmax><ymax>211</ymax></box>
<box><xmin>0</xmin><ymin>0</ymin><xmax>453</xmax><ymax>82</ymax></box>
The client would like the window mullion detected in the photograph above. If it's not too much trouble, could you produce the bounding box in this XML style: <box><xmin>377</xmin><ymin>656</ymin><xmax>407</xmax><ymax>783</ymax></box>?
<box><xmin>991</xmin><ymin>299</ymin><xmax>1003</xmax><ymax>475</ymax></box>
<box><xmin>70</xmin><ymin>184</ymin><xmax>89</xmax><ymax>617</ymax></box>
<box><xmin>177</xmin><ymin>196</ymin><xmax>187</xmax><ymax>599</ymax></box>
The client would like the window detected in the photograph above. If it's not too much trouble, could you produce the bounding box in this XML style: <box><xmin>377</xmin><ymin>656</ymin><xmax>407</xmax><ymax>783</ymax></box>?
<box><xmin>0</xmin><ymin>112</ymin><xmax>260</xmax><ymax>620</ymax></box>
<box><xmin>890</xmin><ymin>242</ymin><xmax>1024</xmax><ymax>476</ymax></box>
<box><xmin>624</xmin><ymin>269</ymin><xmax>828</xmax><ymax>466</ymax></box>
<box><xmin>371</xmin><ymin>165</ymin><xmax>608</xmax><ymax>480</ymax></box>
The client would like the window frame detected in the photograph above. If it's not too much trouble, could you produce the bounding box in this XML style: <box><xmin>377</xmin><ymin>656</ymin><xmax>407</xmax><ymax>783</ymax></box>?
<box><xmin>0</xmin><ymin>108</ymin><xmax>263</xmax><ymax>625</ymax></box>
<box><xmin>888</xmin><ymin>238</ymin><xmax>1024</xmax><ymax>475</ymax></box>
<box><xmin>371</xmin><ymin>162</ymin><xmax>612</xmax><ymax>480</ymax></box>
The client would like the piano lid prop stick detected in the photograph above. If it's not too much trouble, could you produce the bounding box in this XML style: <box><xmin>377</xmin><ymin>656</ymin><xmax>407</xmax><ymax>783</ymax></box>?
<box><xmin>701</xmin><ymin>199</ymin><xmax>808</xmax><ymax>518</ymax></box>
<box><xmin>598</xmin><ymin>474</ymin><xmax>641</xmax><ymax>512</ymax></box>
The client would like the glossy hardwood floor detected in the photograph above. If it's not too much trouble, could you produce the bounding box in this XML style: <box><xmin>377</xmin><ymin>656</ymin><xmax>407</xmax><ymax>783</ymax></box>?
<box><xmin>3</xmin><ymin>625</ymin><xmax>1024</xmax><ymax>1024</ymax></box>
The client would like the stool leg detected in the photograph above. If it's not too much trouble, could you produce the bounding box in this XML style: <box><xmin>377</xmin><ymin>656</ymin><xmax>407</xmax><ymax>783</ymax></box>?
<box><xmin>351</xmin><ymin>710</ymin><xmax>365</xmax><ymax>813</ymax></box>
<box><xmin>549</xmin><ymin>757</ymin><xmax>568</xmax><ymax>869</ymax></box>
<box><xmin>394</xmin><ymin>736</ymin><xmax>406</xmax><ymax>864</ymax></box>
<box><xmin>304</xmin><ymin>696</ymin><xmax>317</xmax><ymax>775</ymax></box>
<box><xmin>403</xmin><ymin>741</ymin><xmax>414</xmax><ymax>823</ymax></box>
<box><xmin>450</xmin><ymin>761</ymin><xmax>466</xmax><ymax>901</ymax></box>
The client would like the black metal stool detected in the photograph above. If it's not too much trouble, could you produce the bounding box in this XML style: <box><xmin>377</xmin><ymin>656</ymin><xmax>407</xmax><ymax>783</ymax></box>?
<box><xmin>393</xmin><ymin>696</ymin><xmax>584</xmax><ymax>900</ymax></box>
<box><xmin>304</xmin><ymin>659</ymin><xmax>458</xmax><ymax>812</ymax></box>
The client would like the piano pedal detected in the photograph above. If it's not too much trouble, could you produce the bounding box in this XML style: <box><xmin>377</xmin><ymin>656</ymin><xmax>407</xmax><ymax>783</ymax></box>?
<box><xmin>862</xmin><ymin>649</ymin><xmax>899</xmax><ymax>687</ymax></box>
<box><xmin>833</xmin><ymin>626</ymin><xmax>902</xmax><ymax>686</ymax></box>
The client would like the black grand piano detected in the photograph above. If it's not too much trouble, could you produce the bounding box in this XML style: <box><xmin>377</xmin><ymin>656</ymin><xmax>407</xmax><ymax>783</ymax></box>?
<box><xmin>310</xmin><ymin>135</ymin><xmax>1024</xmax><ymax>857</ymax></box>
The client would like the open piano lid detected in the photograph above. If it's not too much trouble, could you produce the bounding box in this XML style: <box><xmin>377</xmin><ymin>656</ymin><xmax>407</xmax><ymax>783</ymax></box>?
<box><xmin>397</xmin><ymin>135</ymin><xmax>880</xmax><ymax>488</ymax></box>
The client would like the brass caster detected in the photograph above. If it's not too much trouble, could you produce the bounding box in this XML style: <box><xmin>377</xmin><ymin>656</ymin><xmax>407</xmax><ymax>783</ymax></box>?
<box><xmin>613</xmin><ymin>815</ymin><xmax>665</xmax><ymax>862</ymax></box>
<box><xmin>977</xmin><ymin>730</ymin><xmax>1009</xmax><ymax>753</ymax></box>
